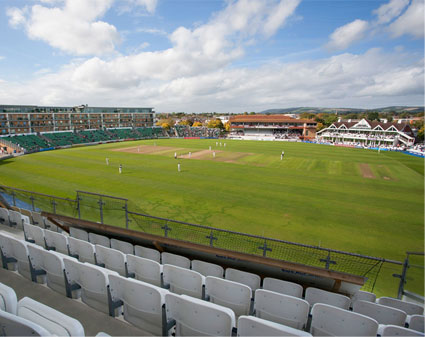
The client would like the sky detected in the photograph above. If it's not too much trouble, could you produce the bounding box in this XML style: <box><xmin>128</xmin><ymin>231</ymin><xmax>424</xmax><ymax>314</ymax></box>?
<box><xmin>0</xmin><ymin>0</ymin><xmax>423</xmax><ymax>113</ymax></box>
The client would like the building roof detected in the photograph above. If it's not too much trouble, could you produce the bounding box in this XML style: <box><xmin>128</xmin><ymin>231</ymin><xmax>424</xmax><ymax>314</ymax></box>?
<box><xmin>329</xmin><ymin>119</ymin><xmax>413</xmax><ymax>133</ymax></box>
<box><xmin>229</xmin><ymin>115</ymin><xmax>316</xmax><ymax>123</ymax></box>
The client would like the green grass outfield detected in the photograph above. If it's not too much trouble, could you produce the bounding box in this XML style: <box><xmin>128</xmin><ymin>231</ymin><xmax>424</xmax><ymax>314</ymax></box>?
<box><xmin>0</xmin><ymin>139</ymin><xmax>423</xmax><ymax>296</ymax></box>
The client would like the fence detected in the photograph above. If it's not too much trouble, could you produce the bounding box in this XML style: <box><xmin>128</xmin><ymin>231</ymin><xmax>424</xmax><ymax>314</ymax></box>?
<box><xmin>394</xmin><ymin>252</ymin><xmax>424</xmax><ymax>302</ymax></box>
<box><xmin>0</xmin><ymin>184</ymin><xmax>409</xmax><ymax>293</ymax></box>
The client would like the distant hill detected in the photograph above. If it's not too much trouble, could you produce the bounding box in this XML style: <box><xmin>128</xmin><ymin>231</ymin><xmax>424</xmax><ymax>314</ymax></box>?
<box><xmin>259</xmin><ymin>106</ymin><xmax>424</xmax><ymax>114</ymax></box>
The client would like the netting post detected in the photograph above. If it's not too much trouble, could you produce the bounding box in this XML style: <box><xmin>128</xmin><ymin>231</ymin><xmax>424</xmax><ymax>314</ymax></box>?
<box><xmin>98</xmin><ymin>197</ymin><xmax>104</xmax><ymax>224</ymax></box>
<box><xmin>320</xmin><ymin>251</ymin><xmax>336</xmax><ymax>269</ymax></box>
<box><xmin>206</xmin><ymin>231</ymin><xmax>217</xmax><ymax>247</ymax></box>
<box><xmin>11</xmin><ymin>191</ymin><xmax>16</xmax><ymax>206</ymax></box>
<box><xmin>51</xmin><ymin>199</ymin><xmax>57</xmax><ymax>214</ymax></box>
<box><xmin>161</xmin><ymin>222</ymin><xmax>171</xmax><ymax>237</ymax></box>
<box><xmin>393</xmin><ymin>255</ymin><xmax>409</xmax><ymax>299</ymax></box>
<box><xmin>258</xmin><ymin>239</ymin><xmax>272</xmax><ymax>257</ymax></box>
<box><xmin>30</xmin><ymin>194</ymin><xmax>35</xmax><ymax>211</ymax></box>
<box><xmin>76</xmin><ymin>192</ymin><xmax>81</xmax><ymax>219</ymax></box>
<box><xmin>124</xmin><ymin>201</ymin><xmax>129</xmax><ymax>229</ymax></box>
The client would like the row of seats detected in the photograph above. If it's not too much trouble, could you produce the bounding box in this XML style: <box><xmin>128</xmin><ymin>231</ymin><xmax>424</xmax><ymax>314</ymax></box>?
<box><xmin>12</xmin><ymin>224</ymin><xmax>425</xmax><ymax>336</ymax></box>
<box><xmin>2</xmin><ymin>234</ymin><xmax>423</xmax><ymax>337</ymax></box>
<box><xmin>1</xmin><ymin>206</ymin><xmax>59</xmax><ymax>232</ymax></box>
<box><xmin>4</xmin><ymin>127</ymin><xmax>167</xmax><ymax>152</ymax></box>
<box><xmin>0</xmin><ymin>207</ymin><xmax>30</xmax><ymax>230</ymax></box>
<box><xmin>0</xmin><ymin>233</ymin><xmax>313</xmax><ymax>336</ymax></box>
<box><xmin>0</xmin><ymin>281</ymin><xmax>107</xmax><ymax>336</ymax></box>
<box><xmin>2</xmin><ymin>209</ymin><xmax>424</xmax><ymax>336</ymax></box>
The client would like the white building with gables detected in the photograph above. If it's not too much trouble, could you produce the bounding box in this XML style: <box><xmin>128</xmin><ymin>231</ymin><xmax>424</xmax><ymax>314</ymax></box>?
<box><xmin>316</xmin><ymin>119</ymin><xmax>415</xmax><ymax>147</ymax></box>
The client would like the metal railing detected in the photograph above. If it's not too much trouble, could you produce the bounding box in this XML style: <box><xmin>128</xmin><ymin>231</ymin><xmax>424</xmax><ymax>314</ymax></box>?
<box><xmin>0</xmin><ymin>184</ymin><xmax>407</xmax><ymax>293</ymax></box>
<box><xmin>394</xmin><ymin>252</ymin><xmax>424</xmax><ymax>302</ymax></box>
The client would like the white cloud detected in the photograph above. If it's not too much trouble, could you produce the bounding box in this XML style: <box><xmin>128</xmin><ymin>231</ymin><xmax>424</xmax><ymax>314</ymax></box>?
<box><xmin>0</xmin><ymin>48</ymin><xmax>422</xmax><ymax>111</ymax></box>
<box><xmin>325</xmin><ymin>0</ymin><xmax>421</xmax><ymax>51</ymax></box>
<box><xmin>7</xmin><ymin>0</ymin><xmax>120</xmax><ymax>56</ymax></box>
<box><xmin>389</xmin><ymin>0</ymin><xmax>424</xmax><ymax>38</ymax></box>
<box><xmin>6</xmin><ymin>7</ymin><xmax>27</xmax><ymax>28</ymax></box>
<box><xmin>1</xmin><ymin>0</ymin><xmax>421</xmax><ymax>111</ymax></box>
<box><xmin>137</xmin><ymin>28</ymin><xmax>167</xmax><ymax>36</ymax></box>
<box><xmin>117</xmin><ymin>0</ymin><xmax>158</xmax><ymax>15</ymax></box>
<box><xmin>0</xmin><ymin>56</ymin><xmax>5</xmax><ymax>61</ymax></box>
<box><xmin>131</xmin><ymin>0</ymin><xmax>158</xmax><ymax>14</ymax></box>
<box><xmin>263</xmin><ymin>0</ymin><xmax>301</xmax><ymax>37</ymax></box>
<box><xmin>373</xmin><ymin>0</ymin><xmax>410</xmax><ymax>24</ymax></box>
<box><xmin>326</xmin><ymin>19</ymin><xmax>369</xmax><ymax>51</ymax></box>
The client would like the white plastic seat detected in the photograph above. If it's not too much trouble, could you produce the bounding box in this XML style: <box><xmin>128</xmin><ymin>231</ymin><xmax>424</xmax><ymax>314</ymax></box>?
<box><xmin>126</xmin><ymin>254</ymin><xmax>162</xmax><ymax>287</ymax></box>
<box><xmin>237</xmin><ymin>315</ymin><xmax>312</xmax><ymax>337</ymax></box>
<box><xmin>408</xmin><ymin>315</ymin><xmax>424</xmax><ymax>333</ymax></box>
<box><xmin>310</xmin><ymin>303</ymin><xmax>378</xmax><ymax>336</ymax></box>
<box><xmin>163</xmin><ymin>264</ymin><xmax>205</xmax><ymax>299</ymax></box>
<box><xmin>23</xmin><ymin>223</ymin><xmax>45</xmax><ymax>248</ymax></box>
<box><xmin>21</xmin><ymin>214</ymin><xmax>31</xmax><ymax>226</ymax></box>
<box><xmin>19</xmin><ymin>209</ymin><xmax>33</xmax><ymax>224</ymax></box>
<box><xmin>38</xmin><ymin>248</ymin><xmax>71</xmax><ymax>295</ymax></box>
<box><xmin>377</xmin><ymin>297</ymin><xmax>424</xmax><ymax>316</ymax></box>
<box><xmin>69</xmin><ymin>227</ymin><xmax>89</xmax><ymax>241</ymax></box>
<box><xmin>30</xmin><ymin>212</ymin><xmax>45</xmax><ymax>228</ymax></box>
<box><xmin>95</xmin><ymin>245</ymin><xmax>127</xmax><ymax>276</ymax></box>
<box><xmin>381</xmin><ymin>324</ymin><xmax>424</xmax><ymax>336</ymax></box>
<box><xmin>68</xmin><ymin>237</ymin><xmax>96</xmax><ymax>264</ymax></box>
<box><xmin>0</xmin><ymin>207</ymin><xmax>9</xmax><ymax>226</ymax></box>
<box><xmin>110</xmin><ymin>238</ymin><xmax>134</xmax><ymax>255</ymax></box>
<box><xmin>161</xmin><ymin>252</ymin><xmax>190</xmax><ymax>269</ymax></box>
<box><xmin>192</xmin><ymin>260</ymin><xmax>224</xmax><ymax>278</ymax></box>
<box><xmin>64</xmin><ymin>259</ymin><xmax>119</xmax><ymax>314</ymax></box>
<box><xmin>0</xmin><ymin>282</ymin><xmax>18</xmax><ymax>314</ymax></box>
<box><xmin>134</xmin><ymin>245</ymin><xmax>161</xmax><ymax>263</ymax></box>
<box><xmin>109</xmin><ymin>274</ymin><xmax>167</xmax><ymax>335</ymax></box>
<box><xmin>44</xmin><ymin>229</ymin><xmax>68</xmax><ymax>255</ymax></box>
<box><xmin>8</xmin><ymin>210</ymin><xmax>25</xmax><ymax>229</ymax></box>
<box><xmin>0</xmin><ymin>309</ymin><xmax>50</xmax><ymax>336</ymax></box>
<box><xmin>351</xmin><ymin>290</ymin><xmax>376</xmax><ymax>307</ymax></box>
<box><xmin>205</xmin><ymin>276</ymin><xmax>252</xmax><ymax>317</ymax></box>
<box><xmin>43</xmin><ymin>218</ymin><xmax>59</xmax><ymax>232</ymax></box>
<box><xmin>8</xmin><ymin>238</ymin><xmax>32</xmax><ymax>280</ymax></box>
<box><xmin>225</xmin><ymin>268</ymin><xmax>261</xmax><ymax>292</ymax></box>
<box><xmin>254</xmin><ymin>289</ymin><xmax>309</xmax><ymax>330</ymax></box>
<box><xmin>18</xmin><ymin>297</ymin><xmax>85</xmax><ymax>336</ymax></box>
<box><xmin>62</xmin><ymin>257</ymin><xmax>83</xmax><ymax>299</ymax></box>
<box><xmin>263</xmin><ymin>277</ymin><xmax>303</xmax><ymax>298</ymax></box>
<box><xmin>0</xmin><ymin>232</ymin><xmax>16</xmax><ymax>269</ymax></box>
<box><xmin>26</xmin><ymin>244</ymin><xmax>47</xmax><ymax>284</ymax></box>
<box><xmin>305</xmin><ymin>287</ymin><xmax>351</xmax><ymax>310</ymax></box>
<box><xmin>165</xmin><ymin>293</ymin><xmax>236</xmax><ymax>336</ymax></box>
<box><xmin>353</xmin><ymin>300</ymin><xmax>407</xmax><ymax>327</ymax></box>
<box><xmin>89</xmin><ymin>232</ymin><xmax>110</xmax><ymax>247</ymax></box>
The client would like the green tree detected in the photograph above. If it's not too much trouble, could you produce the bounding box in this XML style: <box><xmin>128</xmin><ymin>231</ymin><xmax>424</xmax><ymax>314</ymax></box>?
<box><xmin>161</xmin><ymin>122</ymin><xmax>171</xmax><ymax>130</ymax></box>
<box><xmin>300</xmin><ymin>112</ymin><xmax>316</xmax><ymax>119</ymax></box>
<box><xmin>367</xmin><ymin>111</ymin><xmax>380</xmax><ymax>121</ymax></box>
<box><xmin>179</xmin><ymin>120</ymin><xmax>192</xmax><ymax>126</ymax></box>
<box><xmin>412</xmin><ymin>120</ymin><xmax>424</xmax><ymax>129</ymax></box>
<box><xmin>207</xmin><ymin>119</ymin><xmax>224</xmax><ymax>129</ymax></box>
<box><xmin>157</xmin><ymin>119</ymin><xmax>173</xmax><ymax>127</ymax></box>
<box><xmin>316</xmin><ymin>122</ymin><xmax>325</xmax><ymax>131</ymax></box>
<box><xmin>417</xmin><ymin>126</ymin><xmax>424</xmax><ymax>141</ymax></box>
<box><xmin>249</xmin><ymin>112</ymin><xmax>256</xmax><ymax>115</ymax></box>
<box><xmin>324</xmin><ymin>115</ymin><xmax>338</xmax><ymax>125</ymax></box>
